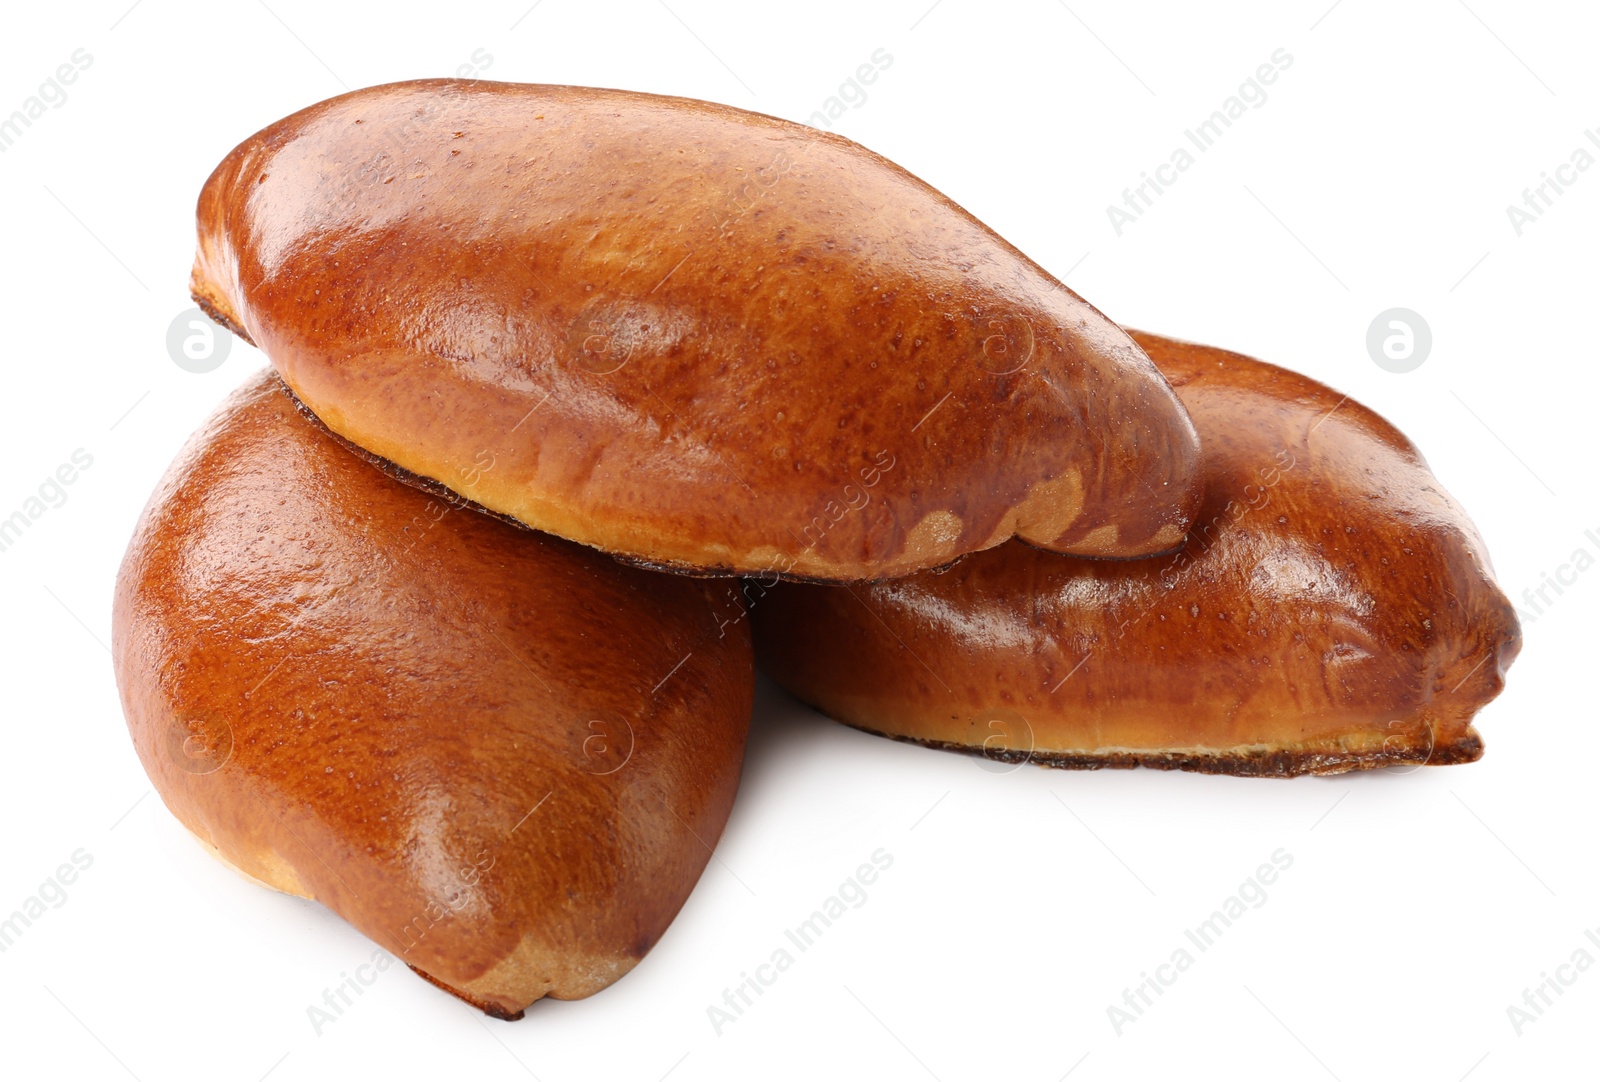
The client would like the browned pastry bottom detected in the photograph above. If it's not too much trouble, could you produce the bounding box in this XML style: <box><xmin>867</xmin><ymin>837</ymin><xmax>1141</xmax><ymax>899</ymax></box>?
<box><xmin>192</xmin><ymin>289</ymin><xmax>254</xmax><ymax>346</ymax></box>
<box><xmin>406</xmin><ymin>966</ymin><xmax>526</xmax><ymax>1021</ymax></box>
<box><xmin>837</xmin><ymin>717</ymin><xmax>1484</xmax><ymax>778</ymax></box>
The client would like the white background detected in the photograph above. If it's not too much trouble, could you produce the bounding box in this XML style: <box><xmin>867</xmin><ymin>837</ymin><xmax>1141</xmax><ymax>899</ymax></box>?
<box><xmin>1</xmin><ymin>1</ymin><xmax>1596</xmax><ymax>1079</ymax></box>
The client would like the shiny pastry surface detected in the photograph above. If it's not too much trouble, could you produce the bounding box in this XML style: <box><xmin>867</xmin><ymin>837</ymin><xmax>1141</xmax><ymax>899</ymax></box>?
<box><xmin>750</xmin><ymin>331</ymin><xmax>1521</xmax><ymax>776</ymax></box>
<box><xmin>112</xmin><ymin>370</ymin><xmax>753</xmax><ymax>1016</ymax></box>
<box><xmin>191</xmin><ymin>79</ymin><xmax>1202</xmax><ymax>580</ymax></box>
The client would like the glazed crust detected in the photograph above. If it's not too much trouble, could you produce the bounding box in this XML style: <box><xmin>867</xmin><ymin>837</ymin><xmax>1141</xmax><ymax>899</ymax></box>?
<box><xmin>191</xmin><ymin>79</ymin><xmax>1203</xmax><ymax>581</ymax></box>
<box><xmin>112</xmin><ymin>370</ymin><xmax>753</xmax><ymax>1015</ymax></box>
<box><xmin>749</xmin><ymin>332</ymin><xmax>1521</xmax><ymax>777</ymax></box>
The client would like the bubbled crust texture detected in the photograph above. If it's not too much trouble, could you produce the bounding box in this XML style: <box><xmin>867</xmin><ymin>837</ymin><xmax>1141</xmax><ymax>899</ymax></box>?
<box><xmin>191</xmin><ymin>79</ymin><xmax>1202</xmax><ymax>581</ymax></box>
<box><xmin>111</xmin><ymin>370</ymin><xmax>753</xmax><ymax>1016</ymax></box>
<box><xmin>751</xmin><ymin>332</ymin><xmax>1522</xmax><ymax>776</ymax></box>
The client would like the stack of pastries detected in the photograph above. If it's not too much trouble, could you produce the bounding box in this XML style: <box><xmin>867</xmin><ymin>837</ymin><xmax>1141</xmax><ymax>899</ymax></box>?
<box><xmin>113</xmin><ymin>80</ymin><xmax>1519</xmax><ymax>1017</ymax></box>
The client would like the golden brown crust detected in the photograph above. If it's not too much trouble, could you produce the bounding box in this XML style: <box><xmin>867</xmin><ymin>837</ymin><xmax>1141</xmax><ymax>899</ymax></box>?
<box><xmin>112</xmin><ymin>369</ymin><xmax>753</xmax><ymax>1014</ymax></box>
<box><xmin>750</xmin><ymin>331</ymin><xmax>1521</xmax><ymax>776</ymax></box>
<box><xmin>191</xmin><ymin>79</ymin><xmax>1203</xmax><ymax>581</ymax></box>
